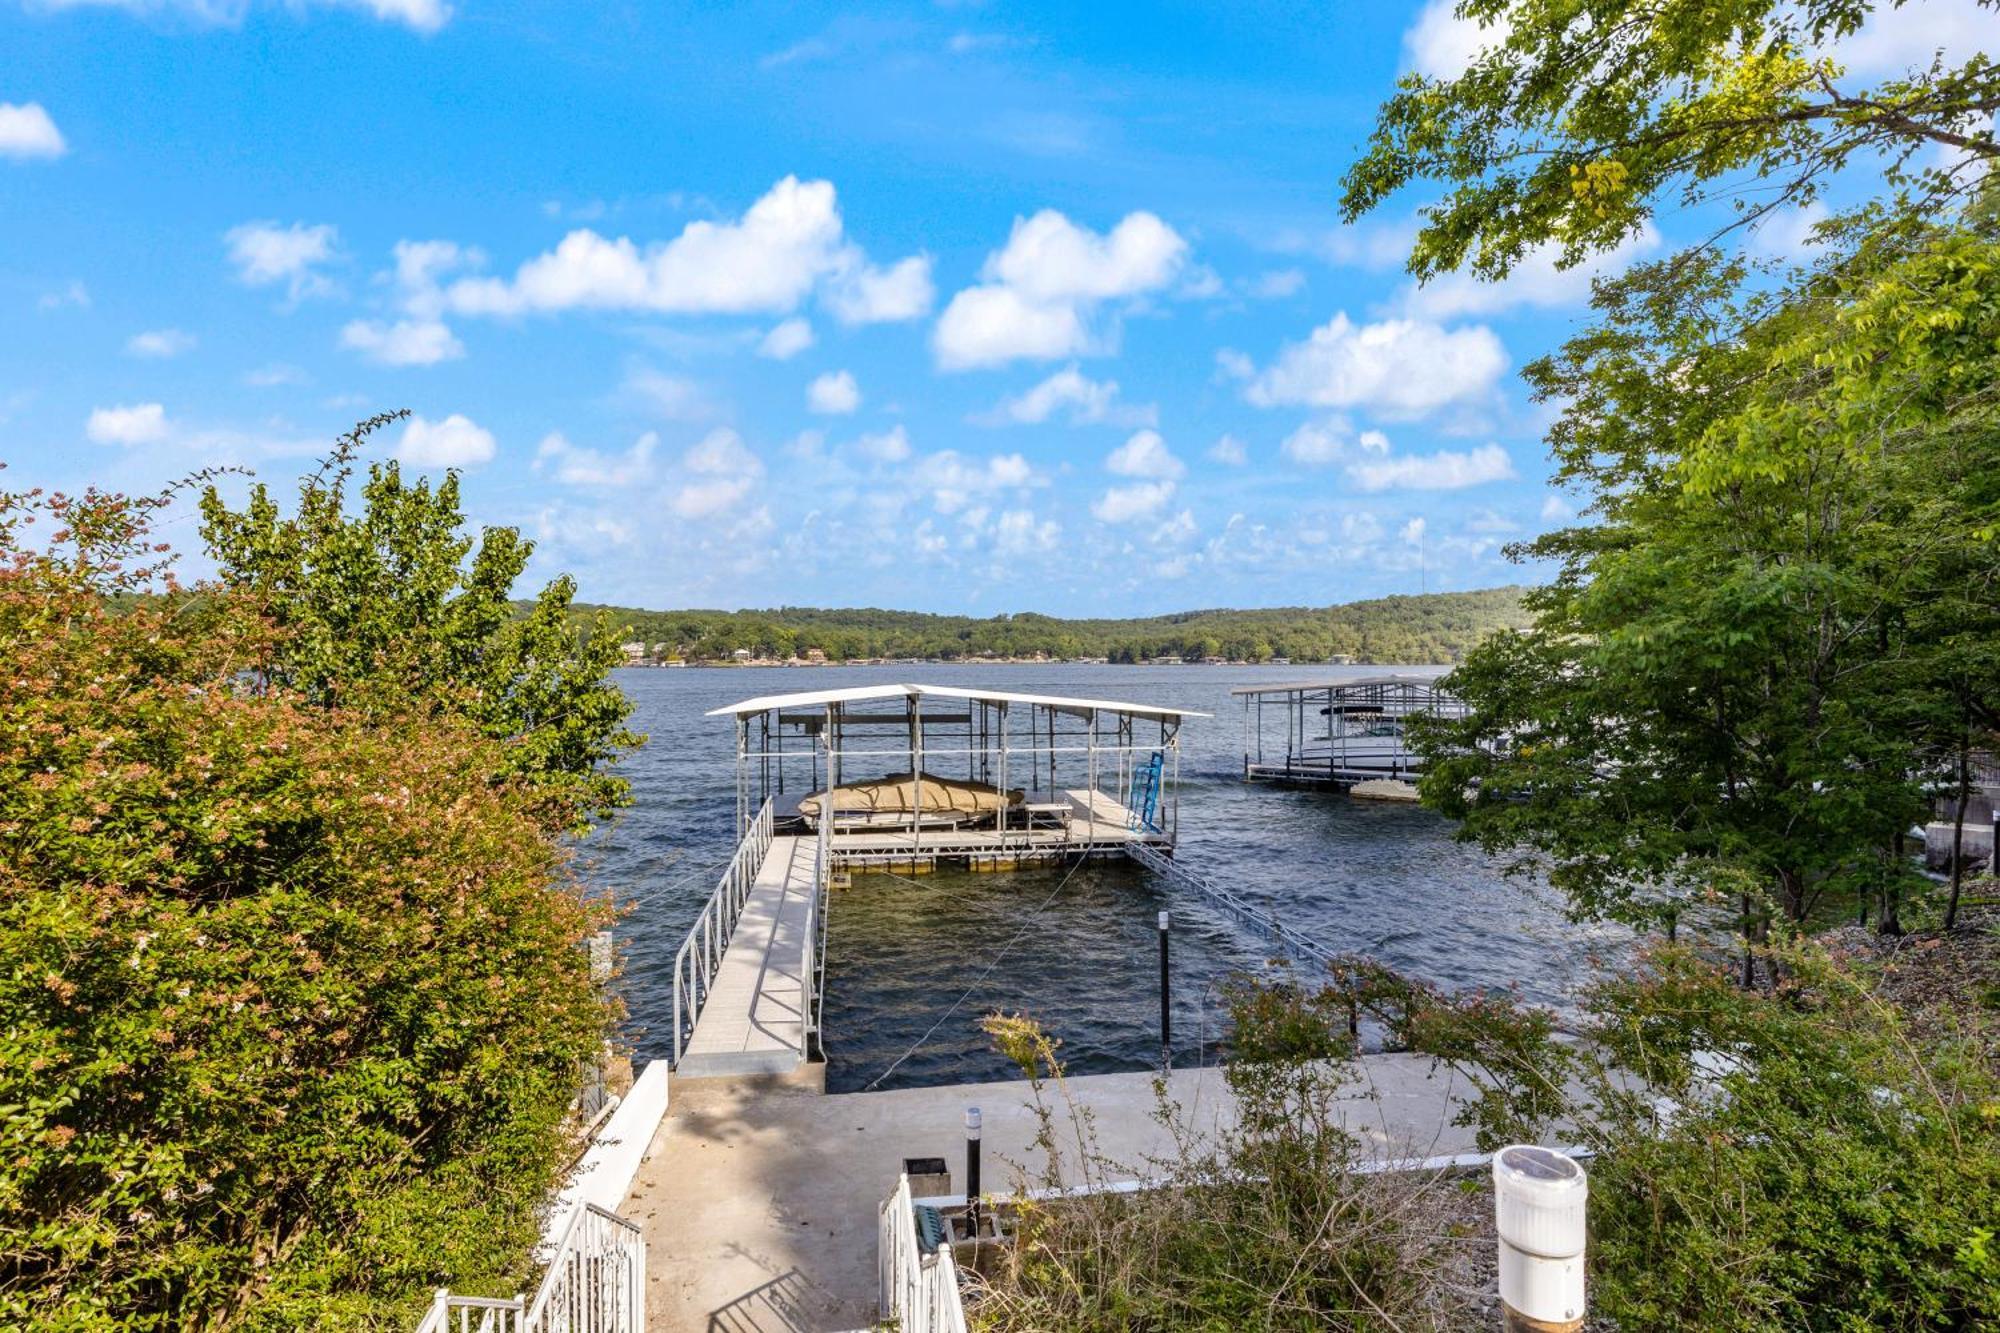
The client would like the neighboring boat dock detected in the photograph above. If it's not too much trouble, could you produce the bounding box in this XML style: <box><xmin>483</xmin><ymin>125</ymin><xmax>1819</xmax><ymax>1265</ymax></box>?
<box><xmin>1233</xmin><ymin>674</ymin><xmax>1466</xmax><ymax>789</ymax></box>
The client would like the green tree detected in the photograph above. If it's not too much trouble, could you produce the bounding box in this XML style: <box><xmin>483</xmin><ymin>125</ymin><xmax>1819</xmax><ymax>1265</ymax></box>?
<box><xmin>1341</xmin><ymin>0</ymin><xmax>1998</xmax><ymax>283</ymax></box>
<box><xmin>200</xmin><ymin>413</ymin><xmax>639</xmax><ymax>832</ymax></box>
<box><xmin>0</xmin><ymin>478</ymin><xmax>612</xmax><ymax>1328</ymax></box>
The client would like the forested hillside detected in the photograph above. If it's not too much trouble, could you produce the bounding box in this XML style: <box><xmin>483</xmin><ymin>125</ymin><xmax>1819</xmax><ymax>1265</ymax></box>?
<box><xmin>565</xmin><ymin>586</ymin><xmax>1532</xmax><ymax>664</ymax></box>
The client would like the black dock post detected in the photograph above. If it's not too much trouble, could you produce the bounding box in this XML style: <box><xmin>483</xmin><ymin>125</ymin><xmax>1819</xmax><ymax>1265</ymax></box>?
<box><xmin>1158</xmin><ymin>909</ymin><xmax>1172</xmax><ymax>1072</ymax></box>
<box><xmin>965</xmin><ymin>1106</ymin><xmax>982</xmax><ymax>1235</ymax></box>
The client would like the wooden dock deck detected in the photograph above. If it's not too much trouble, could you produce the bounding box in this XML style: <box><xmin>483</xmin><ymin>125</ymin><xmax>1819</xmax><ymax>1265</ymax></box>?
<box><xmin>675</xmin><ymin>835</ymin><xmax>817</xmax><ymax>1079</ymax></box>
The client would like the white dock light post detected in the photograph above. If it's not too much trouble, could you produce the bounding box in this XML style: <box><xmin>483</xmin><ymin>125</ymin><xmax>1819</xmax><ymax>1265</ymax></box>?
<box><xmin>965</xmin><ymin>1106</ymin><xmax>982</xmax><ymax>1235</ymax></box>
<box><xmin>1493</xmin><ymin>1145</ymin><xmax>1588</xmax><ymax>1331</ymax></box>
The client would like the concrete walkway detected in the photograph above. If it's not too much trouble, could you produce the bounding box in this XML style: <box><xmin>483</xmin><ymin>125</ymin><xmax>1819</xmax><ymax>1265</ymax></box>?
<box><xmin>625</xmin><ymin>1056</ymin><xmax>1483</xmax><ymax>1333</ymax></box>
<box><xmin>678</xmin><ymin>836</ymin><xmax>815</xmax><ymax>1078</ymax></box>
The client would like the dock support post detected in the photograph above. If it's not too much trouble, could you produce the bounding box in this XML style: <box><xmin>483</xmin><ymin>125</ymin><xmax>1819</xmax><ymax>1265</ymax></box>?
<box><xmin>1158</xmin><ymin>910</ymin><xmax>1171</xmax><ymax>1071</ymax></box>
<box><xmin>964</xmin><ymin>1107</ymin><xmax>983</xmax><ymax>1235</ymax></box>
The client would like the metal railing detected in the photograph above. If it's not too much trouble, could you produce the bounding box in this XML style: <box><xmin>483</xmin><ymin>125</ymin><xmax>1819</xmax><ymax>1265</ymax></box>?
<box><xmin>800</xmin><ymin>806</ymin><xmax>831</xmax><ymax>1060</ymax></box>
<box><xmin>415</xmin><ymin>1204</ymin><xmax>644</xmax><ymax>1333</ymax></box>
<box><xmin>524</xmin><ymin>1204</ymin><xmax>646</xmax><ymax>1333</ymax></box>
<box><xmin>879</xmin><ymin>1173</ymin><xmax>968</xmax><ymax>1333</ymax></box>
<box><xmin>416</xmin><ymin>1294</ymin><xmax>524</xmax><ymax>1333</ymax></box>
<box><xmin>671</xmin><ymin>797</ymin><xmax>775</xmax><ymax>1065</ymax></box>
<box><xmin>1125</xmin><ymin>841</ymin><xmax>1338</xmax><ymax>968</ymax></box>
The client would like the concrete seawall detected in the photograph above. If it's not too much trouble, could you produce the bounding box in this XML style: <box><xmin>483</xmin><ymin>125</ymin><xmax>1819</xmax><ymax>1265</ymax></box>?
<box><xmin>626</xmin><ymin>1055</ymin><xmax>1484</xmax><ymax>1332</ymax></box>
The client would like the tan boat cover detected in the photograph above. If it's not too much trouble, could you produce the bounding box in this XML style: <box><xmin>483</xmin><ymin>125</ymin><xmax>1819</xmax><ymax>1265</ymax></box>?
<box><xmin>798</xmin><ymin>772</ymin><xmax>1023</xmax><ymax>824</ymax></box>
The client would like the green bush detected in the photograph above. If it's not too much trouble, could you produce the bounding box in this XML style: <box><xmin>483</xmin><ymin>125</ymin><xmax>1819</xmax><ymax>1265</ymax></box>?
<box><xmin>1412</xmin><ymin>941</ymin><xmax>2000</xmax><ymax>1330</ymax></box>
<box><xmin>0</xmin><ymin>478</ymin><xmax>617</xmax><ymax>1327</ymax></box>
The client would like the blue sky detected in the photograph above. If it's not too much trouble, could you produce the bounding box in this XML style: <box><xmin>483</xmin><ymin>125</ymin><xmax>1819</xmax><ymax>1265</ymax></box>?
<box><xmin>2</xmin><ymin>0</ymin><xmax>1986</xmax><ymax>614</ymax></box>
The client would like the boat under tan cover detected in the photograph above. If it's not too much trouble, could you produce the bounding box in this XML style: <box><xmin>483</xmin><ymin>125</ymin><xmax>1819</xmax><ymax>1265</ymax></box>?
<box><xmin>797</xmin><ymin>772</ymin><xmax>1023</xmax><ymax>827</ymax></box>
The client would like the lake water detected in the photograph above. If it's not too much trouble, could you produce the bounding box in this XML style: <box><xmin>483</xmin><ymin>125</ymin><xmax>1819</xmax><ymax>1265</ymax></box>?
<box><xmin>581</xmin><ymin>664</ymin><xmax>1623</xmax><ymax>1093</ymax></box>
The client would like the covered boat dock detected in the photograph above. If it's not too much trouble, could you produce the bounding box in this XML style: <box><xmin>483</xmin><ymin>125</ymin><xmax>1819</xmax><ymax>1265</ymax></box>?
<box><xmin>1234</xmin><ymin>674</ymin><xmax>1465</xmax><ymax>787</ymax></box>
<box><xmin>671</xmin><ymin>684</ymin><xmax>1205</xmax><ymax>1078</ymax></box>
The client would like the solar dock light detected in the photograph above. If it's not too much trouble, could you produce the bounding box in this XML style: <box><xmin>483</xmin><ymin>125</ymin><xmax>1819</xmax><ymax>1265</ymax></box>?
<box><xmin>1492</xmin><ymin>1144</ymin><xmax>1588</xmax><ymax>1332</ymax></box>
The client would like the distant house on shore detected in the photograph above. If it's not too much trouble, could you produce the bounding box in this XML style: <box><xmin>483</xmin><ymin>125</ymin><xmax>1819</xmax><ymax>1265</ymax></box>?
<box><xmin>620</xmin><ymin>641</ymin><xmax>647</xmax><ymax>664</ymax></box>
<box><xmin>731</xmin><ymin>647</ymin><xmax>753</xmax><ymax>663</ymax></box>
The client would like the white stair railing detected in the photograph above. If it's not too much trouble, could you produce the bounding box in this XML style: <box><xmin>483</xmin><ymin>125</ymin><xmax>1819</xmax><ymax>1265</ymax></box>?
<box><xmin>670</xmin><ymin>797</ymin><xmax>775</xmax><ymax>1064</ymax></box>
<box><xmin>878</xmin><ymin>1173</ymin><xmax>968</xmax><ymax>1333</ymax></box>
<box><xmin>415</xmin><ymin>1204</ymin><xmax>645</xmax><ymax>1333</ymax></box>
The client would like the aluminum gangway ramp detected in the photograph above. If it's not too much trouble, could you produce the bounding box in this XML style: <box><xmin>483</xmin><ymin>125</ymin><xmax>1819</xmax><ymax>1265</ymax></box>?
<box><xmin>673</xmin><ymin>830</ymin><xmax>820</xmax><ymax>1078</ymax></box>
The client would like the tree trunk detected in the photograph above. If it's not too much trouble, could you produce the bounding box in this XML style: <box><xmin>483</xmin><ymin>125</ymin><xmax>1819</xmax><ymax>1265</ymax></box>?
<box><xmin>1740</xmin><ymin>892</ymin><xmax>1754</xmax><ymax>988</ymax></box>
<box><xmin>1946</xmin><ymin>744</ymin><xmax>1970</xmax><ymax>931</ymax></box>
<box><xmin>1878</xmin><ymin>836</ymin><xmax>1903</xmax><ymax>937</ymax></box>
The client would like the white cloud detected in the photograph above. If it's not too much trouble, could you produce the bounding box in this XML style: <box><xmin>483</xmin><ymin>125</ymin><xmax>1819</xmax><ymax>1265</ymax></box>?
<box><xmin>673</xmin><ymin>427</ymin><xmax>764</xmax><ymax>518</ymax></box>
<box><xmin>807</xmin><ymin>369</ymin><xmax>861</xmax><ymax>415</ymax></box>
<box><xmin>46</xmin><ymin>0</ymin><xmax>452</xmax><ymax>31</ymax></box>
<box><xmin>1540</xmin><ymin>493</ymin><xmax>1572</xmax><ymax>522</ymax></box>
<box><xmin>623</xmin><ymin>368</ymin><xmax>718</xmax><ymax>421</ymax></box>
<box><xmin>1105</xmin><ymin>429</ymin><xmax>1184</xmax><ymax>480</ymax></box>
<box><xmin>0</xmin><ymin>102</ymin><xmax>66</xmax><ymax>160</ymax></box>
<box><xmin>934</xmin><ymin>208</ymin><xmax>1188</xmax><ymax>370</ymax></box>
<box><xmin>1274</xmin><ymin>219</ymin><xmax>1418</xmax><ymax>271</ymax></box>
<box><xmin>1207</xmin><ymin>433</ymin><xmax>1247</xmax><ymax>465</ymax></box>
<box><xmin>1401</xmin><ymin>516</ymin><xmax>1427</xmax><ymax>545</ymax></box>
<box><xmin>245</xmin><ymin>362</ymin><xmax>307</xmax><ymax>387</ymax></box>
<box><xmin>86</xmin><ymin>402</ymin><xmax>168</xmax><ymax>445</ymax></box>
<box><xmin>934</xmin><ymin>285</ymin><xmax>1089</xmax><ymax>370</ymax></box>
<box><xmin>1091</xmin><ymin>480</ymin><xmax>1176</xmax><ymax>523</ymax></box>
<box><xmin>1247</xmin><ymin>268</ymin><xmax>1306</xmax><ymax>299</ymax></box>
<box><xmin>978</xmin><ymin>364</ymin><xmax>1156</xmax><ymax>427</ymax></box>
<box><xmin>396</xmin><ymin>413</ymin><xmax>496</xmax><ymax>469</ymax></box>
<box><xmin>1403</xmin><ymin>0</ymin><xmax>1513</xmax><ymax>79</ymax></box>
<box><xmin>758</xmin><ymin>316</ymin><xmax>814</xmax><ymax>360</ymax></box>
<box><xmin>38</xmin><ymin>280</ymin><xmax>89</xmax><ymax>310</ymax></box>
<box><xmin>534</xmin><ymin>430</ymin><xmax>657</xmax><ymax>487</ymax></box>
<box><xmin>1399</xmin><ymin>224</ymin><xmax>1661</xmax><ymax>319</ymax></box>
<box><xmin>387</xmin><ymin>238</ymin><xmax>476</xmax><ymax>317</ymax></box>
<box><xmin>993</xmin><ymin>508</ymin><xmax>1060</xmax><ymax>555</ymax></box>
<box><xmin>126</xmin><ymin>327</ymin><xmax>196</xmax><ymax>358</ymax></box>
<box><xmin>855</xmin><ymin>424</ymin><xmax>912</xmax><ymax>463</ymax></box>
<box><xmin>445</xmin><ymin>176</ymin><xmax>928</xmax><ymax>324</ymax></box>
<box><xmin>1747</xmin><ymin>203</ymin><xmax>1830</xmax><ymax>259</ymax></box>
<box><xmin>913</xmin><ymin>450</ymin><xmax>1038</xmax><ymax>513</ymax></box>
<box><xmin>1246</xmin><ymin>312</ymin><xmax>1507</xmax><ymax>418</ymax></box>
<box><xmin>1358</xmin><ymin>428</ymin><xmax>1391</xmax><ymax>453</ymax></box>
<box><xmin>340</xmin><ymin>317</ymin><xmax>465</xmax><ymax>366</ymax></box>
<box><xmin>344</xmin><ymin>0</ymin><xmax>451</xmax><ymax>33</ymax></box>
<box><xmin>1831</xmin><ymin>0</ymin><xmax>1995</xmax><ymax>76</ymax></box>
<box><xmin>1347</xmin><ymin>442</ymin><xmax>1514</xmax><ymax>492</ymax></box>
<box><xmin>1279</xmin><ymin>418</ymin><xmax>1349</xmax><ymax>465</ymax></box>
<box><xmin>987</xmin><ymin>209</ymin><xmax>1187</xmax><ymax>303</ymax></box>
<box><xmin>225</xmin><ymin>220</ymin><xmax>339</xmax><ymax>302</ymax></box>
<box><xmin>1152</xmin><ymin>508</ymin><xmax>1199</xmax><ymax>545</ymax></box>
<box><xmin>824</xmin><ymin>254</ymin><xmax>935</xmax><ymax>324</ymax></box>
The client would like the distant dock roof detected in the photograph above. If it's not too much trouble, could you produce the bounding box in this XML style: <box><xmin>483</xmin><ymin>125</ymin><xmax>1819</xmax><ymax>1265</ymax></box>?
<box><xmin>707</xmin><ymin>682</ymin><xmax>1208</xmax><ymax>721</ymax></box>
<box><xmin>1229</xmin><ymin>673</ymin><xmax>1448</xmax><ymax>698</ymax></box>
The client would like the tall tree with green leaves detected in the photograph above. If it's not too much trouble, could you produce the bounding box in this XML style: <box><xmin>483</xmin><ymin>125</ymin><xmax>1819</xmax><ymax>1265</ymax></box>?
<box><xmin>1350</xmin><ymin>2</ymin><xmax>2000</xmax><ymax>951</ymax></box>
<box><xmin>1342</xmin><ymin>0</ymin><xmax>1998</xmax><ymax>282</ymax></box>
<box><xmin>200</xmin><ymin>413</ymin><xmax>639</xmax><ymax>832</ymax></box>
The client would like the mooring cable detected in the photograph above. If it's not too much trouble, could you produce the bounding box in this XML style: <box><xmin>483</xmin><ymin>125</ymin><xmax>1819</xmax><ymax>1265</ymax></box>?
<box><xmin>858</xmin><ymin>845</ymin><xmax>1096</xmax><ymax>1093</ymax></box>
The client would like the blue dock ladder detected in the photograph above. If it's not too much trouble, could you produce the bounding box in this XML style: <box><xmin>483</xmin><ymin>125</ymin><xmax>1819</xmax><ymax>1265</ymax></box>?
<box><xmin>1127</xmin><ymin>750</ymin><xmax>1164</xmax><ymax>833</ymax></box>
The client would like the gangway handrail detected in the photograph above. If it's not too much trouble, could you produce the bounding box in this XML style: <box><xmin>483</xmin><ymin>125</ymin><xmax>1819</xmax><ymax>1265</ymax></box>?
<box><xmin>878</xmin><ymin>1172</ymin><xmax>969</xmax><ymax>1333</ymax></box>
<box><xmin>413</xmin><ymin>1204</ymin><xmax>644</xmax><ymax>1333</ymax></box>
<box><xmin>1124</xmin><ymin>841</ymin><xmax>1339</xmax><ymax>968</ymax></box>
<box><xmin>671</xmin><ymin>797</ymin><xmax>776</xmax><ymax>1066</ymax></box>
<box><xmin>800</xmin><ymin>802</ymin><xmax>831</xmax><ymax>1060</ymax></box>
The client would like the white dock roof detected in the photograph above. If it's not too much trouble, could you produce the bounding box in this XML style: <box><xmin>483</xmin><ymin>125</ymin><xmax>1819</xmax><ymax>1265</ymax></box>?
<box><xmin>707</xmin><ymin>682</ymin><xmax>1207</xmax><ymax>720</ymax></box>
<box><xmin>1229</xmin><ymin>673</ymin><xmax>1448</xmax><ymax>697</ymax></box>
